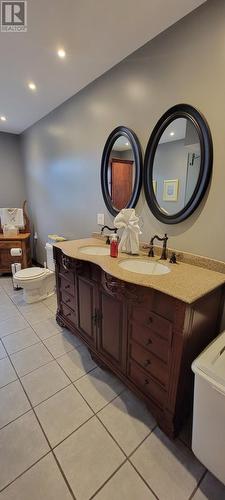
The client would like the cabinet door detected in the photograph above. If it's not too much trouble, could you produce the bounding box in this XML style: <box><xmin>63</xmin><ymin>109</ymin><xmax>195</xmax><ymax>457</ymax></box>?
<box><xmin>98</xmin><ymin>288</ymin><xmax>126</xmax><ymax>371</ymax></box>
<box><xmin>77</xmin><ymin>275</ymin><xmax>97</xmax><ymax>347</ymax></box>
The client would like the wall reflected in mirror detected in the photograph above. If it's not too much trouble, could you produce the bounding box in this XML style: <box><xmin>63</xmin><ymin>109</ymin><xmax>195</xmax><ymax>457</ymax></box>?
<box><xmin>152</xmin><ymin>117</ymin><xmax>201</xmax><ymax>216</ymax></box>
<box><xmin>108</xmin><ymin>136</ymin><xmax>135</xmax><ymax>211</ymax></box>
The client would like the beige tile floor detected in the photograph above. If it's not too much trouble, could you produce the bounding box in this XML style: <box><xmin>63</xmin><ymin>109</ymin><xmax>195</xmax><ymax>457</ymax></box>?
<box><xmin>0</xmin><ymin>275</ymin><xmax>225</xmax><ymax>500</ymax></box>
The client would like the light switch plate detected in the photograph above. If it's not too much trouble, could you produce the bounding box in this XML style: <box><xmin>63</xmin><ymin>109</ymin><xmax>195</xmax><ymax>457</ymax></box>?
<box><xmin>97</xmin><ymin>213</ymin><xmax>104</xmax><ymax>225</ymax></box>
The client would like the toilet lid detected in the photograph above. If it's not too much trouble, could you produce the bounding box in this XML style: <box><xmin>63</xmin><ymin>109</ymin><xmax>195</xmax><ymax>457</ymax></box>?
<box><xmin>15</xmin><ymin>267</ymin><xmax>47</xmax><ymax>280</ymax></box>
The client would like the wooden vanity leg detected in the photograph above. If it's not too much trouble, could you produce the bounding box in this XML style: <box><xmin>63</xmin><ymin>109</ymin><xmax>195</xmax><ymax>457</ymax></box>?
<box><xmin>89</xmin><ymin>350</ymin><xmax>109</xmax><ymax>371</ymax></box>
<box><xmin>56</xmin><ymin>313</ymin><xmax>67</xmax><ymax>329</ymax></box>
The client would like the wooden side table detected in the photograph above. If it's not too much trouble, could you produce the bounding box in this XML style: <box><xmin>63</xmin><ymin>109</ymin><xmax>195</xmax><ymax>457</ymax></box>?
<box><xmin>0</xmin><ymin>233</ymin><xmax>31</xmax><ymax>274</ymax></box>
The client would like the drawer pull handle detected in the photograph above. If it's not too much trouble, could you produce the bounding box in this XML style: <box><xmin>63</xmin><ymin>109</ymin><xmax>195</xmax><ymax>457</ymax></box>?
<box><xmin>144</xmin><ymin>359</ymin><xmax>151</xmax><ymax>367</ymax></box>
<box><xmin>65</xmin><ymin>285</ymin><xmax>70</xmax><ymax>290</ymax></box>
<box><xmin>144</xmin><ymin>378</ymin><xmax>149</xmax><ymax>385</ymax></box>
<box><xmin>146</xmin><ymin>338</ymin><xmax>152</xmax><ymax>345</ymax></box>
<box><xmin>148</xmin><ymin>316</ymin><xmax>153</xmax><ymax>324</ymax></box>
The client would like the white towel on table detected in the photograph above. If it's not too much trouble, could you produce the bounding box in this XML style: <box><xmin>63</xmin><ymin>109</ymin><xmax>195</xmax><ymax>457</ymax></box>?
<box><xmin>0</xmin><ymin>208</ymin><xmax>24</xmax><ymax>228</ymax></box>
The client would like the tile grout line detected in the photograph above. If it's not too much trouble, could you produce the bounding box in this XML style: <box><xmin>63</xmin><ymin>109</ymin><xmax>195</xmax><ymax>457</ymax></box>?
<box><xmin>127</xmin><ymin>459</ymin><xmax>160</xmax><ymax>500</ymax></box>
<box><xmin>88</xmin><ymin>459</ymin><xmax>128</xmax><ymax>500</ymax></box>
<box><xmin>188</xmin><ymin>469</ymin><xmax>208</xmax><ymax>500</ymax></box>
<box><xmin>73</xmin><ymin>382</ymin><xmax>161</xmax><ymax>499</ymax></box>
<box><xmin>2</xmin><ymin>338</ymin><xmax>41</xmax><ymax>357</ymax></box>
<box><xmin>51</xmin><ymin>450</ymin><xmax>77</xmax><ymax>500</ymax></box>
<box><xmin>28</xmin><ymin>315</ymin><xmax>160</xmax><ymax>500</ymax></box>
<box><xmin>1</xmin><ymin>285</ymin><xmax>204</xmax><ymax>500</ymax></box>
<box><xmin>3</xmin><ymin>292</ymin><xmax>98</xmax><ymax>384</ymax></box>
<box><xmin>89</xmin><ymin>424</ymin><xmax>159</xmax><ymax>500</ymax></box>
<box><xmin>0</xmin><ymin>407</ymin><xmax>32</xmax><ymax>433</ymax></box>
<box><xmin>128</xmin><ymin>423</ymin><xmax>158</xmax><ymax>460</ymax></box>
<box><xmin>0</xmin><ymin>309</ymin><xmax>77</xmax><ymax>498</ymax></box>
<box><xmin>0</xmin><ymin>290</ymin><xmax>133</xmax><ymax>498</ymax></box>
<box><xmin>0</xmin><ymin>451</ymin><xmax>52</xmax><ymax>494</ymax></box>
<box><xmin>2</xmin><ymin>288</ymin><xmax>161</xmax><ymax>499</ymax></box>
<box><xmin>1</xmin><ymin>342</ymin><xmax>77</xmax><ymax>500</ymax></box>
<box><xmin>0</xmin><ymin>379</ymin><xmax>73</xmax><ymax>432</ymax></box>
<box><xmin>2</xmin><ymin>346</ymin><xmax>155</xmax><ymax>500</ymax></box>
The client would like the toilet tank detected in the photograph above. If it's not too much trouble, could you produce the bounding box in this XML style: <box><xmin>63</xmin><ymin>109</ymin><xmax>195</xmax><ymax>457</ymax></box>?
<box><xmin>45</xmin><ymin>243</ymin><xmax>55</xmax><ymax>272</ymax></box>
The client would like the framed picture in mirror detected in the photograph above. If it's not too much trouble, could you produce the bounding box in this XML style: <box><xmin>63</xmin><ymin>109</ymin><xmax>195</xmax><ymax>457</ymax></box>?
<box><xmin>163</xmin><ymin>179</ymin><xmax>179</xmax><ymax>201</ymax></box>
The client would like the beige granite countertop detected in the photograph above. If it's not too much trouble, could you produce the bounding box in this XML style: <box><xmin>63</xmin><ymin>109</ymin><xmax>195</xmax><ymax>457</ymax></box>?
<box><xmin>54</xmin><ymin>238</ymin><xmax>225</xmax><ymax>304</ymax></box>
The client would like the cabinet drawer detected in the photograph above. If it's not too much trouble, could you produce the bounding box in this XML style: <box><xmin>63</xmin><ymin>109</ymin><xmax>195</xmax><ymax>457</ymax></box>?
<box><xmin>128</xmin><ymin>361</ymin><xmax>165</xmax><ymax>408</ymax></box>
<box><xmin>129</xmin><ymin>341</ymin><xmax>168</xmax><ymax>387</ymax></box>
<box><xmin>0</xmin><ymin>241</ymin><xmax>22</xmax><ymax>250</ymax></box>
<box><xmin>61</xmin><ymin>303</ymin><xmax>76</xmax><ymax>325</ymax></box>
<box><xmin>60</xmin><ymin>276</ymin><xmax>75</xmax><ymax>297</ymax></box>
<box><xmin>59</xmin><ymin>267</ymin><xmax>74</xmax><ymax>283</ymax></box>
<box><xmin>132</xmin><ymin>308</ymin><xmax>172</xmax><ymax>342</ymax></box>
<box><xmin>130</xmin><ymin>321</ymin><xmax>170</xmax><ymax>363</ymax></box>
<box><xmin>61</xmin><ymin>290</ymin><xmax>76</xmax><ymax>312</ymax></box>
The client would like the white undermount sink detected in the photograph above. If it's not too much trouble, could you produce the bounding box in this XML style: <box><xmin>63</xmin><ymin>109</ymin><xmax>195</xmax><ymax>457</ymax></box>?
<box><xmin>79</xmin><ymin>245</ymin><xmax>110</xmax><ymax>256</ymax></box>
<box><xmin>119</xmin><ymin>259</ymin><xmax>170</xmax><ymax>276</ymax></box>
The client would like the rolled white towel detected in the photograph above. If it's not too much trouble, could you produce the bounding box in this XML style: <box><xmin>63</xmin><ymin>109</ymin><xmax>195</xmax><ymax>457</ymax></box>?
<box><xmin>114</xmin><ymin>208</ymin><xmax>141</xmax><ymax>255</ymax></box>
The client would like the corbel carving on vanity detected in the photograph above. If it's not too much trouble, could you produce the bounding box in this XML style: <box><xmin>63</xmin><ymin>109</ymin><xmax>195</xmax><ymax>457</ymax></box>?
<box><xmin>102</xmin><ymin>271</ymin><xmax>144</xmax><ymax>303</ymax></box>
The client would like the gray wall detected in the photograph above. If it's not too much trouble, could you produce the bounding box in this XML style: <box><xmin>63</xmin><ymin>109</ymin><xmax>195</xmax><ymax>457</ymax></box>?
<box><xmin>22</xmin><ymin>0</ymin><xmax>225</xmax><ymax>264</ymax></box>
<box><xmin>0</xmin><ymin>133</ymin><xmax>25</xmax><ymax>208</ymax></box>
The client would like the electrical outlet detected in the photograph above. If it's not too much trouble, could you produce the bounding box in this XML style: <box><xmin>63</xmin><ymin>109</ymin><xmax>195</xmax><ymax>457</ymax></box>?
<box><xmin>97</xmin><ymin>213</ymin><xmax>104</xmax><ymax>225</ymax></box>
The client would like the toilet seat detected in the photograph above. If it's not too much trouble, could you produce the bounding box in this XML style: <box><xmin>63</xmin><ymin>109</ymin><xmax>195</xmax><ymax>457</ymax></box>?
<box><xmin>15</xmin><ymin>267</ymin><xmax>47</xmax><ymax>280</ymax></box>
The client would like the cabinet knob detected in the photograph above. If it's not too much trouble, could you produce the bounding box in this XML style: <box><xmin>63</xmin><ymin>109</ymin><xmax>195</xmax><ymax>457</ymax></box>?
<box><xmin>66</xmin><ymin>312</ymin><xmax>71</xmax><ymax>317</ymax></box>
<box><xmin>144</xmin><ymin>378</ymin><xmax>149</xmax><ymax>385</ymax></box>
<box><xmin>65</xmin><ymin>284</ymin><xmax>70</xmax><ymax>290</ymax></box>
<box><xmin>144</xmin><ymin>359</ymin><xmax>151</xmax><ymax>367</ymax></box>
<box><xmin>66</xmin><ymin>298</ymin><xmax>70</xmax><ymax>304</ymax></box>
<box><xmin>146</xmin><ymin>338</ymin><xmax>152</xmax><ymax>345</ymax></box>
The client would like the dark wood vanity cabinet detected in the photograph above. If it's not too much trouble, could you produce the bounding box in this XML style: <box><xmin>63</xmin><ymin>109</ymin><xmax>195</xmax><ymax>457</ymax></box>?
<box><xmin>54</xmin><ymin>247</ymin><xmax>224</xmax><ymax>438</ymax></box>
<box><xmin>98</xmin><ymin>286</ymin><xmax>127</xmax><ymax>372</ymax></box>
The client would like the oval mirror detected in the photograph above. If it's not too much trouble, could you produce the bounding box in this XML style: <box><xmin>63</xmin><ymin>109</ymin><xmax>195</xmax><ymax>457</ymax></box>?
<box><xmin>101</xmin><ymin>126</ymin><xmax>142</xmax><ymax>216</ymax></box>
<box><xmin>144</xmin><ymin>104</ymin><xmax>213</xmax><ymax>224</ymax></box>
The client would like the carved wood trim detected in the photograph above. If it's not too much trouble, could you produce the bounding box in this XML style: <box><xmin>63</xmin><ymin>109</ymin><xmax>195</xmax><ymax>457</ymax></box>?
<box><xmin>56</xmin><ymin>312</ymin><xmax>67</xmax><ymax>329</ymax></box>
<box><xmin>102</xmin><ymin>272</ymin><xmax>142</xmax><ymax>302</ymax></box>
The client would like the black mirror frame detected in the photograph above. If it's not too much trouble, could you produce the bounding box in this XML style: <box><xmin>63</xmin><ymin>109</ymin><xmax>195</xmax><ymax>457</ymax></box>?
<box><xmin>144</xmin><ymin>104</ymin><xmax>213</xmax><ymax>224</ymax></box>
<box><xmin>101</xmin><ymin>126</ymin><xmax>143</xmax><ymax>216</ymax></box>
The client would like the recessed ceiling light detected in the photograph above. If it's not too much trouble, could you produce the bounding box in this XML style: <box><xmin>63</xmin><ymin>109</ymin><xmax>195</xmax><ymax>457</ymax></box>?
<box><xmin>57</xmin><ymin>48</ymin><xmax>66</xmax><ymax>58</ymax></box>
<box><xmin>28</xmin><ymin>82</ymin><xmax>36</xmax><ymax>91</ymax></box>
<box><xmin>0</xmin><ymin>116</ymin><xmax>6</xmax><ymax>121</ymax></box>
<box><xmin>170</xmin><ymin>132</ymin><xmax>175</xmax><ymax>136</ymax></box>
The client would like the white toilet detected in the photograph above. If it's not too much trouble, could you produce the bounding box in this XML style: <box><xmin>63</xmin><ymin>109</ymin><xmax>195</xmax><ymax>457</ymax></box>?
<box><xmin>13</xmin><ymin>243</ymin><xmax>55</xmax><ymax>303</ymax></box>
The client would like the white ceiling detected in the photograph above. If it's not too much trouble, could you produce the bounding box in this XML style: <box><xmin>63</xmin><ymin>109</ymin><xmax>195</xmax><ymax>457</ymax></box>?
<box><xmin>159</xmin><ymin>118</ymin><xmax>187</xmax><ymax>143</ymax></box>
<box><xmin>113</xmin><ymin>136</ymin><xmax>132</xmax><ymax>151</ymax></box>
<box><xmin>0</xmin><ymin>0</ymin><xmax>206</xmax><ymax>134</ymax></box>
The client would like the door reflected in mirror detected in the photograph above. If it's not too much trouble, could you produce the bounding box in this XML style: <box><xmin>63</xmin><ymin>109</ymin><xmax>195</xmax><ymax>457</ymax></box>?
<box><xmin>152</xmin><ymin>117</ymin><xmax>201</xmax><ymax>216</ymax></box>
<box><xmin>108</xmin><ymin>136</ymin><xmax>135</xmax><ymax>211</ymax></box>
<box><xmin>101</xmin><ymin>126</ymin><xmax>142</xmax><ymax>216</ymax></box>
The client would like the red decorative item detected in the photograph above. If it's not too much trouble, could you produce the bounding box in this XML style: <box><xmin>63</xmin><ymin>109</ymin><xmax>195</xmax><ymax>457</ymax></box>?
<box><xmin>110</xmin><ymin>234</ymin><xmax>118</xmax><ymax>258</ymax></box>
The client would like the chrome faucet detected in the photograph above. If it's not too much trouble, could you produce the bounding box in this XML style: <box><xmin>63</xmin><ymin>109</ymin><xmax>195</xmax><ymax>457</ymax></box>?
<box><xmin>148</xmin><ymin>233</ymin><xmax>168</xmax><ymax>260</ymax></box>
<box><xmin>101</xmin><ymin>226</ymin><xmax>118</xmax><ymax>244</ymax></box>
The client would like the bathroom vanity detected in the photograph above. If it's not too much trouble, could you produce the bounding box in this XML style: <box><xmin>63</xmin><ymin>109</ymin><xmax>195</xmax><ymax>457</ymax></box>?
<box><xmin>54</xmin><ymin>239</ymin><xmax>225</xmax><ymax>437</ymax></box>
